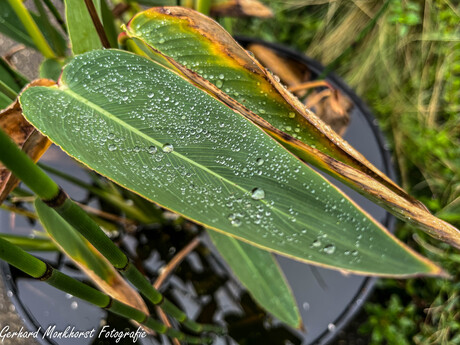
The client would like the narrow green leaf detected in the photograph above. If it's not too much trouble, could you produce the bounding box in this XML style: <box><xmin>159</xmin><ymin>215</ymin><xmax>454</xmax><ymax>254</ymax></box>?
<box><xmin>208</xmin><ymin>230</ymin><xmax>301</xmax><ymax>328</ymax></box>
<box><xmin>100</xmin><ymin>0</ymin><xmax>119</xmax><ymax>48</ymax></box>
<box><xmin>35</xmin><ymin>199</ymin><xmax>111</xmax><ymax>280</ymax></box>
<box><xmin>65</xmin><ymin>0</ymin><xmax>102</xmax><ymax>55</ymax></box>
<box><xmin>34</xmin><ymin>199</ymin><xmax>150</xmax><ymax>312</ymax></box>
<box><xmin>20</xmin><ymin>49</ymin><xmax>443</xmax><ymax>277</ymax></box>
<box><xmin>0</xmin><ymin>233</ymin><xmax>57</xmax><ymax>251</ymax></box>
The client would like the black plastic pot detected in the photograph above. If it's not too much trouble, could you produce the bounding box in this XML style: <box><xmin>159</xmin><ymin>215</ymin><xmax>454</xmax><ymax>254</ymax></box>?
<box><xmin>0</xmin><ymin>39</ymin><xmax>396</xmax><ymax>345</ymax></box>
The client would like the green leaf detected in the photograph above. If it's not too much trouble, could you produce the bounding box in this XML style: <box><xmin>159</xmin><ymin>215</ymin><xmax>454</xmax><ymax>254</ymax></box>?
<box><xmin>123</xmin><ymin>7</ymin><xmax>460</xmax><ymax>250</ymax></box>
<box><xmin>208</xmin><ymin>230</ymin><xmax>301</xmax><ymax>328</ymax></box>
<box><xmin>39</xmin><ymin>58</ymin><xmax>65</xmax><ymax>80</ymax></box>
<box><xmin>34</xmin><ymin>198</ymin><xmax>149</xmax><ymax>312</ymax></box>
<box><xmin>100</xmin><ymin>0</ymin><xmax>118</xmax><ymax>48</ymax></box>
<box><xmin>20</xmin><ymin>49</ymin><xmax>442</xmax><ymax>277</ymax></box>
<box><xmin>0</xmin><ymin>233</ymin><xmax>57</xmax><ymax>251</ymax></box>
<box><xmin>35</xmin><ymin>199</ymin><xmax>111</xmax><ymax>280</ymax></box>
<box><xmin>65</xmin><ymin>0</ymin><xmax>102</xmax><ymax>55</ymax></box>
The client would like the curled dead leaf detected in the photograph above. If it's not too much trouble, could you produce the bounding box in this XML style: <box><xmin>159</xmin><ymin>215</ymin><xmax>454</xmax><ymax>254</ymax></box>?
<box><xmin>210</xmin><ymin>0</ymin><xmax>273</xmax><ymax>18</ymax></box>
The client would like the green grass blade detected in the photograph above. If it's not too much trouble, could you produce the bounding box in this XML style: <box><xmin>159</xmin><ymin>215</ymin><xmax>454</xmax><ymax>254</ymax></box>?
<box><xmin>208</xmin><ymin>230</ymin><xmax>301</xmax><ymax>328</ymax></box>
<box><xmin>0</xmin><ymin>233</ymin><xmax>57</xmax><ymax>251</ymax></box>
<box><xmin>65</xmin><ymin>0</ymin><xmax>102</xmax><ymax>55</ymax></box>
<box><xmin>19</xmin><ymin>49</ymin><xmax>442</xmax><ymax>277</ymax></box>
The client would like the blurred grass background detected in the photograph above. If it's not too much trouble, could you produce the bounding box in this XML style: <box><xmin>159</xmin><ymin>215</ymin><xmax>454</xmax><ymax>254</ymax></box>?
<box><xmin>234</xmin><ymin>1</ymin><xmax>459</xmax><ymax>344</ymax></box>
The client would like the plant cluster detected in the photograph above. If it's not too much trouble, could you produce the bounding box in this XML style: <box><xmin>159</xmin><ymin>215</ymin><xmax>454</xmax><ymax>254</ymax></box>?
<box><xmin>0</xmin><ymin>0</ymin><xmax>458</xmax><ymax>344</ymax></box>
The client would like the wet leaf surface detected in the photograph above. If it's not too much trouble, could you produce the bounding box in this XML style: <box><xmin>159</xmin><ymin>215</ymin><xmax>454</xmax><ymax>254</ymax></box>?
<box><xmin>19</xmin><ymin>49</ymin><xmax>443</xmax><ymax>277</ymax></box>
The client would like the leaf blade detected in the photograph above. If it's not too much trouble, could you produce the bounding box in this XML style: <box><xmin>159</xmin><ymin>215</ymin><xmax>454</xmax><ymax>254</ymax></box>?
<box><xmin>34</xmin><ymin>198</ymin><xmax>149</xmax><ymax>313</ymax></box>
<box><xmin>208</xmin><ymin>230</ymin><xmax>301</xmax><ymax>328</ymax></box>
<box><xmin>19</xmin><ymin>49</ymin><xmax>443</xmax><ymax>277</ymax></box>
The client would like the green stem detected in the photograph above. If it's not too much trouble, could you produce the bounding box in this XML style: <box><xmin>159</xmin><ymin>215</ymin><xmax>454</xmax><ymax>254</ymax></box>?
<box><xmin>6</xmin><ymin>0</ymin><xmax>56</xmax><ymax>59</ymax></box>
<box><xmin>319</xmin><ymin>0</ymin><xmax>391</xmax><ymax>78</ymax></box>
<box><xmin>0</xmin><ymin>58</ymin><xmax>29</xmax><ymax>89</ymax></box>
<box><xmin>39</xmin><ymin>163</ymin><xmax>155</xmax><ymax>223</ymax></box>
<box><xmin>0</xmin><ymin>80</ymin><xmax>18</xmax><ymax>100</ymax></box>
<box><xmin>0</xmin><ymin>129</ymin><xmax>59</xmax><ymax>200</ymax></box>
<box><xmin>1</xmin><ymin>204</ymin><xmax>37</xmax><ymax>219</ymax></box>
<box><xmin>195</xmin><ymin>0</ymin><xmax>212</xmax><ymax>16</ymax></box>
<box><xmin>0</xmin><ymin>237</ymin><xmax>211</xmax><ymax>344</ymax></box>
<box><xmin>83</xmin><ymin>0</ymin><xmax>112</xmax><ymax>48</ymax></box>
<box><xmin>0</xmin><ymin>128</ymin><xmax>223</xmax><ymax>335</ymax></box>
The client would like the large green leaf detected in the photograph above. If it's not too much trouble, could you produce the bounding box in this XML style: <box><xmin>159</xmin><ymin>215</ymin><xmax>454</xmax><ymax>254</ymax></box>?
<box><xmin>208</xmin><ymin>230</ymin><xmax>301</xmax><ymax>328</ymax></box>
<box><xmin>124</xmin><ymin>7</ymin><xmax>460</xmax><ymax>249</ymax></box>
<box><xmin>19</xmin><ymin>49</ymin><xmax>442</xmax><ymax>277</ymax></box>
<box><xmin>65</xmin><ymin>0</ymin><xmax>102</xmax><ymax>55</ymax></box>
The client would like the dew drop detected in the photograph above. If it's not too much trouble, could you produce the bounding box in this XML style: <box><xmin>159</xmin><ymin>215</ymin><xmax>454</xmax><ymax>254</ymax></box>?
<box><xmin>324</xmin><ymin>244</ymin><xmax>336</xmax><ymax>254</ymax></box>
<box><xmin>312</xmin><ymin>239</ymin><xmax>321</xmax><ymax>247</ymax></box>
<box><xmin>148</xmin><ymin>146</ymin><xmax>157</xmax><ymax>154</ymax></box>
<box><xmin>107</xmin><ymin>133</ymin><xmax>115</xmax><ymax>139</ymax></box>
<box><xmin>288</xmin><ymin>112</ymin><xmax>296</xmax><ymax>118</ymax></box>
<box><xmin>162</xmin><ymin>144</ymin><xmax>174</xmax><ymax>153</ymax></box>
<box><xmin>159</xmin><ymin>38</ymin><xmax>165</xmax><ymax>44</ymax></box>
<box><xmin>147</xmin><ymin>92</ymin><xmax>155</xmax><ymax>98</ymax></box>
<box><xmin>302</xmin><ymin>302</ymin><xmax>310</xmax><ymax>311</ymax></box>
<box><xmin>216</xmin><ymin>80</ymin><xmax>223</xmax><ymax>88</ymax></box>
<box><xmin>219</xmin><ymin>74</ymin><xmax>225</xmax><ymax>79</ymax></box>
<box><xmin>70</xmin><ymin>301</ymin><xmax>79</xmax><ymax>310</ymax></box>
<box><xmin>251</xmin><ymin>188</ymin><xmax>265</xmax><ymax>200</ymax></box>
<box><xmin>231</xmin><ymin>219</ymin><xmax>242</xmax><ymax>227</ymax></box>
<box><xmin>256</xmin><ymin>158</ymin><xmax>264</xmax><ymax>166</ymax></box>
<box><xmin>133</xmin><ymin>146</ymin><xmax>140</xmax><ymax>153</ymax></box>
<box><xmin>108</xmin><ymin>144</ymin><xmax>117</xmax><ymax>151</ymax></box>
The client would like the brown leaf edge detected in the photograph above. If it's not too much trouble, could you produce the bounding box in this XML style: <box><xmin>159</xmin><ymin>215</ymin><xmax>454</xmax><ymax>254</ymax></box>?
<box><xmin>0</xmin><ymin>79</ymin><xmax>55</xmax><ymax>204</ymax></box>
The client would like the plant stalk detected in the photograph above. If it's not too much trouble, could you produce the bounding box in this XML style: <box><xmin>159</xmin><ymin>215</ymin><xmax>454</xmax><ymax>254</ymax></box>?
<box><xmin>6</xmin><ymin>0</ymin><xmax>56</xmax><ymax>59</ymax></box>
<box><xmin>195</xmin><ymin>0</ymin><xmax>212</xmax><ymax>16</ymax></box>
<box><xmin>0</xmin><ymin>237</ymin><xmax>211</xmax><ymax>344</ymax></box>
<box><xmin>0</xmin><ymin>128</ymin><xmax>223</xmax><ymax>335</ymax></box>
<box><xmin>83</xmin><ymin>0</ymin><xmax>112</xmax><ymax>48</ymax></box>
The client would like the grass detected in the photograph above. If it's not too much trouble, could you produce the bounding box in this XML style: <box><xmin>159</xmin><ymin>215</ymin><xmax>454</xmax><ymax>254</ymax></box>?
<box><xmin>235</xmin><ymin>0</ymin><xmax>459</xmax><ymax>343</ymax></box>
